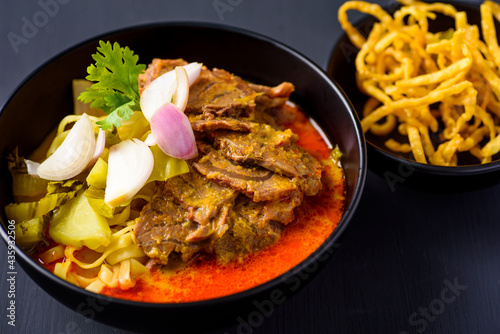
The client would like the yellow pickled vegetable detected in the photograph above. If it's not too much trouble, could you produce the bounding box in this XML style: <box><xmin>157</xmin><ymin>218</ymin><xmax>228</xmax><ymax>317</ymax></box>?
<box><xmin>146</xmin><ymin>144</ymin><xmax>189</xmax><ymax>184</ymax></box>
<box><xmin>11</xmin><ymin>172</ymin><xmax>48</xmax><ymax>203</ymax></box>
<box><xmin>86</xmin><ymin>158</ymin><xmax>108</xmax><ymax>189</ymax></box>
<box><xmin>39</xmin><ymin>245</ymin><xmax>65</xmax><ymax>264</ymax></box>
<box><xmin>49</xmin><ymin>190</ymin><xmax>111</xmax><ymax>250</ymax></box>
<box><xmin>14</xmin><ymin>217</ymin><xmax>45</xmax><ymax>249</ymax></box>
<box><xmin>54</xmin><ymin>258</ymin><xmax>72</xmax><ymax>280</ymax></box>
<box><xmin>116</xmin><ymin>111</ymin><xmax>150</xmax><ymax>141</ymax></box>
<box><xmin>5</xmin><ymin>180</ymin><xmax>82</xmax><ymax>223</ymax></box>
<box><xmin>84</xmin><ymin>186</ymin><xmax>115</xmax><ymax>218</ymax></box>
<box><xmin>7</xmin><ymin>150</ymin><xmax>49</xmax><ymax>202</ymax></box>
<box><xmin>104</xmin><ymin>132</ymin><xmax>121</xmax><ymax>148</ymax></box>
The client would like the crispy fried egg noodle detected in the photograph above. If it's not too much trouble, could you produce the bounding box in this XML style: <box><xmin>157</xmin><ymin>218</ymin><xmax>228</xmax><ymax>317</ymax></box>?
<box><xmin>339</xmin><ymin>0</ymin><xmax>500</xmax><ymax>165</ymax></box>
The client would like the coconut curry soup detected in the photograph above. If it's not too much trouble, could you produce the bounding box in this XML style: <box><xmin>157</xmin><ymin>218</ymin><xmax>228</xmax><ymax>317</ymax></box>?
<box><xmin>5</xmin><ymin>42</ymin><xmax>345</xmax><ymax>303</ymax></box>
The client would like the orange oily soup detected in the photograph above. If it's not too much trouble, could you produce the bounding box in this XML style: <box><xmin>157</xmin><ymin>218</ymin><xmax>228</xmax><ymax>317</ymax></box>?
<box><xmin>97</xmin><ymin>104</ymin><xmax>345</xmax><ymax>303</ymax></box>
<box><xmin>7</xmin><ymin>49</ymin><xmax>346</xmax><ymax>303</ymax></box>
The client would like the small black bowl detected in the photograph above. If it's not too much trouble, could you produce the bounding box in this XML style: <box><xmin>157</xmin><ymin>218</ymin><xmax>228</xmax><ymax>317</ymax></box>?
<box><xmin>328</xmin><ymin>1</ymin><xmax>500</xmax><ymax>192</ymax></box>
<box><xmin>0</xmin><ymin>23</ymin><xmax>366</xmax><ymax>332</ymax></box>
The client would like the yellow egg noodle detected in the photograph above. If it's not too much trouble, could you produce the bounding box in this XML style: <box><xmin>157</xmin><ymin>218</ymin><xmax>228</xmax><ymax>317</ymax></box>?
<box><xmin>6</xmin><ymin>81</ymin><xmax>188</xmax><ymax>293</ymax></box>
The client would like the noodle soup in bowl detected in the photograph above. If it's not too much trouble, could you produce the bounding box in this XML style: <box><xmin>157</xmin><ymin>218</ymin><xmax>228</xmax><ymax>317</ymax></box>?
<box><xmin>328</xmin><ymin>1</ymin><xmax>500</xmax><ymax>192</ymax></box>
<box><xmin>0</xmin><ymin>23</ymin><xmax>366</xmax><ymax>332</ymax></box>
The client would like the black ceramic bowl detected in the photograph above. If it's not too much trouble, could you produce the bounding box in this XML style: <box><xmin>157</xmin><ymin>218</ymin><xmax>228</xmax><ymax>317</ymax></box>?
<box><xmin>328</xmin><ymin>2</ymin><xmax>500</xmax><ymax>192</ymax></box>
<box><xmin>0</xmin><ymin>23</ymin><xmax>366</xmax><ymax>332</ymax></box>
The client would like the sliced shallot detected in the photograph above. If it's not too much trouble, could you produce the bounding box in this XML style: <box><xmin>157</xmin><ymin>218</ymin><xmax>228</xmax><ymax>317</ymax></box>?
<box><xmin>37</xmin><ymin>113</ymin><xmax>96</xmax><ymax>181</ymax></box>
<box><xmin>150</xmin><ymin>103</ymin><xmax>197</xmax><ymax>160</ymax></box>
<box><xmin>172</xmin><ymin>66</ymin><xmax>189</xmax><ymax>111</ymax></box>
<box><xmin>140</xmin><ymin>62</ymin><xmax>201</xmax><ymax>121</ymax></box>
<box><xmin>104</xmin><ymin>139</ymin><xmax>154</xmax><ymax>207</ymax></box>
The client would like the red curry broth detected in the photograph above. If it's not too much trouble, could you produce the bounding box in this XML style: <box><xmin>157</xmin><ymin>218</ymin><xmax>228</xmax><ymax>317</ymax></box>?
<box><xmin>36</xmin><ymin>103</ymin><xmax>345</xmax><ymax>303</ymax></box>
<box><xmin>103</xmin><ymin>103</ymin><xmax>345</xmax><ymax>303</ymax></box>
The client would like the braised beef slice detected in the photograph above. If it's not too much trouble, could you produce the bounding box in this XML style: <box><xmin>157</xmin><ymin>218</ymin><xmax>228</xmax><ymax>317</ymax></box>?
<box><xmin>211</xmin><ymin>196</ymin><xmax>285</xmax><ymax>262</ymax></box>
<box><xmin>261</xmin><ymin>191</ymin><xmax>303</xmax><ymax>226</ymax></box>
<box><xmin>185</xmin><ymin>68</ymin><xmax>258</xmax><ymax>118</ymax></box>
<box><xmin>213</xmin><ymin>124</ymin><xmax>323</xmax><ymax>196</ymax></box>
<box><xmin>215</xmin><ymin>124</ymin><xmax>297</xmax><ymax>175</ymax></box>
<box><xmin>163</xmin><ymin>167</ymin><xmax>238</xmax><ymax>226</ymax></box>
<box><xmin>135</xmin><ymin>168</ymin><xmax>238</xmax><ymax>264</ymax></box>
<box><xmin>134</xmin><ymin>193</ymin><xmax>203</xmax><ymax>264</ymax></box>
<box><xmin>249</xmin><ymin>82</ymin><xmax>295</xmax><ymax>109</ymax></box>
<box><xmin>193</xmin><ymin>147</ymin><xmax>299</xmax><ymax>202</ymax></box>
<box><xmin>189</xmin><ymin>115</ymin><xmax>256</xmax><ymax>133</ymax></box>
<box><xmin>138</xmin><ymin>58</ymin><xmax>188</xmax><ymax>94</ymax></box>
<box><xmin>135</xmin><ymin>174</ymin><xmax>297</xmax><ymax>264</ymax></box>
<box><xmin>139</xmin><ymin>58</ymin><xmax>296</xmax><ymax>119</ymax></box>
<box><xmin>134</xmin><ymin>58</ymin><xmax>323</xmax><ymax>266</ymax></box>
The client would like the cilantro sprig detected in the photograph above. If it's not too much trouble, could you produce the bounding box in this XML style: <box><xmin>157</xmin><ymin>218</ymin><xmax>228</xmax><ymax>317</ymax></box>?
<box><xmin>78</xmin><ymin>41</ymin><xmax>146</xmax><ymax>130</ymax></box>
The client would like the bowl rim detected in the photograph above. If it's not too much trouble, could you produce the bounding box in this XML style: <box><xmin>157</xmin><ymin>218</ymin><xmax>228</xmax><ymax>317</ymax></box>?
<box><xmin>326</xmin><ymin>0</ymin><xmax>500</xmax><ymax>174</ymax></box>
<box><xmin>0</xmin><ymin>21</ymin><xmax>367</xmax><ymax>309</ymax></box>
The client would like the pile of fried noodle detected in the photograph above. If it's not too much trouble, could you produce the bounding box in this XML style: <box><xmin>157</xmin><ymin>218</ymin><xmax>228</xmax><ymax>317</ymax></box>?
<box><xmin>339</xmin><ymin>0</ymin><xmax>500</xmax><ymax>165</ymax></box>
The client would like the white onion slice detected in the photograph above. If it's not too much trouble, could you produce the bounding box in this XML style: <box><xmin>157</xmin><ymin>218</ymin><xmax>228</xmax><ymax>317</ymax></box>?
<box><xmin>144</xmin><ymin>133</ymin><xmax>157</xmax><ymax>147</ymax></box>
<box><xmin>172</xmin><ymin>67</ymin><xmax>189</xmax><ymax>112</ymax></box>
<box><xmin>86</xmin><ymin>129</ymin><xmax>105</xmax><ymax>170</ymax></box>
<box><xmin>104</xmin><ymin>139</ymin><xmax>154</xmax><ymax>207</ymax></box>
<box><xmin>25</xmin><ymin>160</ymin><xmax>41</xmax><ymax>178</ymax></box>
<box><xmin>150</xmin><ymin>103</ymin><xmax>197</xmax><ymax>160</ymax></box>
<box><xmin>37</xmin><ymin>113</ymin><xmax>95</xmax><ymax>181</ymax></box>
<box><xmin>140</xmin><ymin>62</ymin><xmax>201</xmax><ymax>121</ymax></box>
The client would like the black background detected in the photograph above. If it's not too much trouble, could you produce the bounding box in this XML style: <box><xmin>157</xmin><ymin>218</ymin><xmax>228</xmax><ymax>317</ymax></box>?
<box><xmin>1</xmin><ymin>0</ymin><xmax>499</xmax><ymax>333</ymax></box>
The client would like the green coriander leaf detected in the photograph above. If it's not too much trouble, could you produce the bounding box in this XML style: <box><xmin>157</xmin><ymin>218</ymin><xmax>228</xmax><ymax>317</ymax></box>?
<box><xmin>96</xmin><ymin>100</ymin><xmax>136</xmax><ymax>130</ymax></box>
<box><xmin>105</xmin><ymin>91</ymin><xmax>133</xmax><ymax>111</ymax></box>
<box><xmin>78</xmin><ymin>86</ymin><xmax>114</xmax><ymax>113</ymax></box>
<box><xmin>78</xmin><ymin>40</ymin><xmax>145</xmax><ymax>129</ymax></box>
<box><xmin>86</xmin><ymin>41</ymin><xmax>145</xmax><ymax>101</ymax></box>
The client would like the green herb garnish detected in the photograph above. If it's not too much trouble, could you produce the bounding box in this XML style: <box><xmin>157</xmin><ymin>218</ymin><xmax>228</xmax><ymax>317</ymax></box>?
<box><xmin>78</xmin><ymin>41</ymin><xmax>146</xmax><ymax>130</ymax></box>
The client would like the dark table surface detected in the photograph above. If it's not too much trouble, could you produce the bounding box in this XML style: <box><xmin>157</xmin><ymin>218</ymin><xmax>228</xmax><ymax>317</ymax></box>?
<box><xmin>1</xmin><ymin>0</ymin><xmax>498</xmax><ymax>333</ymax></box>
